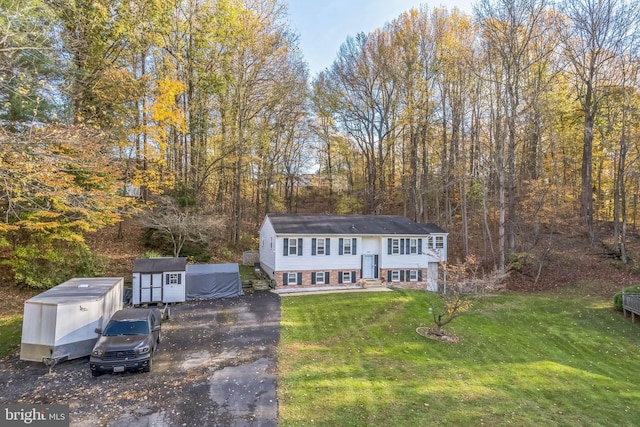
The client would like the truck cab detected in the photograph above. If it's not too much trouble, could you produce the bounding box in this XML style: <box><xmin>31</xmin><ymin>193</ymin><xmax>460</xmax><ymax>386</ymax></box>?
<box><xmin>89</xmin><ymin>308</ymin><xmax>161</xmax><ymax>376</ymax></box>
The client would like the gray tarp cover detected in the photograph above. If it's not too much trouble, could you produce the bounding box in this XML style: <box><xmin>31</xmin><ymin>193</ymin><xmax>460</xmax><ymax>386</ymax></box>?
<box><xmin>186</xmin><ymin>263</ymin><xmax>244</xmax><ymax>299</ymax></box>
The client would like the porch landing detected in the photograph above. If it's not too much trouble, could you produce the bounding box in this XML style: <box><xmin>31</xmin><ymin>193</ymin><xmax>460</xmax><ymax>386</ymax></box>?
<box><xmin>273</xmin><ymin>285</ymin><xmax>392</xmax><ymax>296</ymax></box>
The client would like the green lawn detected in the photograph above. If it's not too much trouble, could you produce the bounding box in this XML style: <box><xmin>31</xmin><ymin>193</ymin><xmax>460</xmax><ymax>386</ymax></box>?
<box><xmin>278</xmin><ymin>289</ymin><xmax>640</xmax><ymax>426</ymax></box>
<box><xmin>0</xmin><ymin>314</ymin><xmax>23</xmax><ymax>359</ymax></box>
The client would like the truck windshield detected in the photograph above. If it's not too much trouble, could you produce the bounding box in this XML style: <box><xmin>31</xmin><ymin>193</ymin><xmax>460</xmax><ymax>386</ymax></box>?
<box><xmin>103</xmin><ymin>320</ymin><xmax>149</xmax><ymax>336</ymax></box>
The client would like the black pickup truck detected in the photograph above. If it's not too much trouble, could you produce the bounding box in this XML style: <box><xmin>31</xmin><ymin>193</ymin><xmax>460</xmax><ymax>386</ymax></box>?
<box><xmin>89</xmin><ymin>308</ymin><xmax>162</xmax><ymax>376</ymax></box>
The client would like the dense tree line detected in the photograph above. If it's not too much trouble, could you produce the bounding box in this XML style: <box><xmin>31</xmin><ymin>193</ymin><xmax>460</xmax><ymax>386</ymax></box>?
<box><xmin>1</xmin><ymin>0</ymin><xmax>639</xmax><ymax>287</ymax></box>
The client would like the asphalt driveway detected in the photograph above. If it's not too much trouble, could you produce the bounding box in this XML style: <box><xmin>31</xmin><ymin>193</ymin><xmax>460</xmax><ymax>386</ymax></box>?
<box><xmin>0</xmin><ymin>290</ymin><xmax>281</xmax><ymax>427</ymax></box>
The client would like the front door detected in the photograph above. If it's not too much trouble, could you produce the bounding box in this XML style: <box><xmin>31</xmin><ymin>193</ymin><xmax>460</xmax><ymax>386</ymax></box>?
<box><xmin>362</xmin><ymin>255</ymin><xmax>376</xmax><ymax>279</ymax></box>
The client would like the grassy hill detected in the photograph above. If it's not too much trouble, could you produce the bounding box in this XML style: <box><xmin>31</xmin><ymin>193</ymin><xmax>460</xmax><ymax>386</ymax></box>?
<box><xmin>278</xmin><ymin>289</ymin><xmax>640</xmax><ymax>426</ymax></box>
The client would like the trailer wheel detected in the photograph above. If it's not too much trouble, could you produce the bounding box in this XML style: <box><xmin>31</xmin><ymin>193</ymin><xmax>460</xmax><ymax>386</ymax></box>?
<box><xmin>91</xmin><ymin>370</ymin><xmax>101</xmax><ymax>377</ymax></box>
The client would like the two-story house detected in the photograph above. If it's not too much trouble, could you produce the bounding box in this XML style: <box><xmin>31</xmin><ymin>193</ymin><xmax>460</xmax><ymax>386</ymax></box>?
<box><xmin>258</xmin><ymin>214</ymin><xmax>447</xmax><ymax>291</ymax></box>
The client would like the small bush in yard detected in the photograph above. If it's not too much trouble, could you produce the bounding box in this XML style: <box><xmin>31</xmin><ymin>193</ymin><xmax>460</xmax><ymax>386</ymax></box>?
<box><xmin>613</xmin><ymin>285</ymin><xmax>640</xmax><ymax>311</ymax></box>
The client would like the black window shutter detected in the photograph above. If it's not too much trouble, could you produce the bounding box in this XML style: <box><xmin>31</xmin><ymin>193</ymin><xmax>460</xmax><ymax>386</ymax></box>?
<box><xmin>338</xmin><ymin>273</ymin><xmax>343</xmax><ymax>284</ymax></box>
<box><xmin>312</xmin><ymin>238</ymin><xmax>316</xmax><ymax>255</ymax></box>
<box><xmin>374</xmin><ymin>255</ymin><xmax>379</xmax><ymax>278</ymax></box>
<box><xmin>283</xmin><ymin>273</ymin><xmax>288</xmax><ymax>285</ymax></box>
<box><xmin>418</xmin><ymin>238</ymin><xmax>423</xmax><ymax>254</ymax></box>
<box><xmin>326</xmin><ymin>238</ymin><xmax>330</xmax><ymax>255</ymax></box>
<box><xmin>297</xmin><ymin>272</ymin><xmax>302</xmax><ymax>284</ymax></box>
<box><xmin>418</xmin><ymin>270</ymin><xmax>423</xmax><ymax>281</ymax></box>
<box><xmin>352</xmin><ymin>238</ymin><xmax>357</xmax><ymax>255</ymax></box>
<box><xmin>178</xmin><ymin>274</ymin><xmax>182</xmax><ymax>285</ymax></box>
<box><xmin>325</xmin><ymin>272</ymin><xmax>330</xmax><ymax>284</ymax></box>
<box><xmin>387</xmin><ymin>270</ymin><xmax>392</xmax><ymax>282</ymax></box>
<box><xmin>406</xmin><ymin>239</ymin><xmax>411</xmax><ymax>254</ymax></box>
<box><xmin>400</xmin><ymin>270</ymin><xmax>405</xmax><ymax>281</ymax></box>
<box><xmin>283</xmin><ymin>238</ymin><xmax>289</xmax><ymax>256</ymax></box>
<box><xmin>298</xmin><ymin>238</ymin><xmax>303</xmax><ymax>256</ymax></box>
<box><xmin>387</xmin><ymin>238</ymin><xmax>392</xmax><ymax>254</ymax></box>
<box><xmin>351</xmin><ymin>271</ymin><xmax>356</xmax><ymax>283</ymax></box>
<box><xmin>339</xmin><ymin>238</ymin><xmax>344</xmax><ymax>255</ymax></box>
<box><xmin>311</xmin><ymin>272</ymin><xmax>316</xmax><ymax>285</ymax></box>
<box><xmin>400</xmin><ymin>238</ymin><xmax>405</xmax><ymax>255</ymax></box>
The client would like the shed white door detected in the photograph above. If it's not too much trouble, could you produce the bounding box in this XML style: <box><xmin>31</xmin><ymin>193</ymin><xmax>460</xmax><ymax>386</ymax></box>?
<box><xmin>141</xmin><ymin>273</ymin><xmax>163</xmax><ymax>303</ymax></box>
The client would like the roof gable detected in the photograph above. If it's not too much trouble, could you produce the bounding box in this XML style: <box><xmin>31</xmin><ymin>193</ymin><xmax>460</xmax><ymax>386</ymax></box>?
<box><xmin>265</xmin><ymin>214</ymin><xmax>446</xmax><ymax>235</ymax></box>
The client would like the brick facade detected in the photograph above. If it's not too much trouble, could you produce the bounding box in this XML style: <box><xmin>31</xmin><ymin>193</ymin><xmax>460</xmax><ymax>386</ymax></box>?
<box><xmin>275</xmin><ymin>268</ymin><xmax>429</xmax><ymax>290</ymax></box>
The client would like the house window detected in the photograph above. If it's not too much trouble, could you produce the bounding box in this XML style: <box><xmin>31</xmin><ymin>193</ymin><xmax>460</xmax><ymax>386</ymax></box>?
<box><xmin>391</xmin><ymin>238</ymin><xmax>400</xmax><ymax>255</ymax></box>
<box><xmin>287</xmin><ymin>272</ymin><xmax>298</xmax><ymax>285</ymax></box>
<box><xmin>341</xmin><ymin>271</ymin><xmax>352</xmax><ymax>283</ymax></box>
<box><xmin>390</xmin><ymin>270</ymin><xmax>401</xmax><ymax>282</ymax></box>
<box><xmin>315</xmin><ymin>272</ymin><xmax>326</xmax><ymax>285</ymax></box>
<box><xmin>288</xmin><ymin>239</ymin><xmax>298</xmax><ymax>255</ymax></box>
<box><xmin>316</xmin><ymin>238</ymin><xmax>325</xmax><ymax>255</ymax></box>
<box><xmin>343</xmin><ymin>238</ymin><xmax>352</xmax><ymax>255</ymax></box>
<box><xmin>435</xmin><ymin>236</ymin><xmax>444</xmax><ymax>249</ymax></box>
<box><xmin>409</xmin><ymin>270</ymin><xmax>418</xmax><ymax>281</ymax></box>
<box><xmin>409</xmin><ymin>239</ymin><xmax>418</xmax><ymax>254</ymax></box>
<box><xmin>166</xmin><ymin>273</ymin><xmax>180</xmax><ymax>285</ymax></box>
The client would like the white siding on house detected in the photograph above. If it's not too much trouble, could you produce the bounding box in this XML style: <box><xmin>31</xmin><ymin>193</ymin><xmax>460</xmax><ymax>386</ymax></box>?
<box><xmin>425</xmin><ymin>234</ymin><xmax>447</xmax><ymax>262</ymax></box>
<box><xmin>427</xmin><ymin>262</ymin><xmax>439</xmax><ymax>291</ymax></box>
<box><xmin>275</xmin><ymin>236</ymin><xmax>362</xmax><ymax>271</ymax></box>
<box><xmin>380</xmin><ymin>237</ymin><xmax>430</xmax><ymax>269</ymax></box>
<box><xmin>259</xmin><ymin>218</ymin><xmax>277</xmax><ymax>272</ymax></box>
<box><xmin>360</xmin><ymin>237</ymin><xmax>380</xmax><ymax>255</ymax></box>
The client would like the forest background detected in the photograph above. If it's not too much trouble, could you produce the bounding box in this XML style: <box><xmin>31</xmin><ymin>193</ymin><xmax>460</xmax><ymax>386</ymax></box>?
<box><xmin>2</xmin><ymin>0</ymin><xmax>640</xmax><ymax>290</ymax></box>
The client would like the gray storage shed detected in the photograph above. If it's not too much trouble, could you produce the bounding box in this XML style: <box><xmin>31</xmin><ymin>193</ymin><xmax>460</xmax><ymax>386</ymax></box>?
<box><xmin>186</xmin><ymin>263</ymin><xmax>243</xmax><ymax>299</ymax></box>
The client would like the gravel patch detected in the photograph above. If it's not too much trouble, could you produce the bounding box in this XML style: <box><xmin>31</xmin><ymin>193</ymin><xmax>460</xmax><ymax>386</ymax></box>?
<box><xmin>1</xmin><ymin>290</ymin><xmax>281</xmax><ymax>427</ymax></box>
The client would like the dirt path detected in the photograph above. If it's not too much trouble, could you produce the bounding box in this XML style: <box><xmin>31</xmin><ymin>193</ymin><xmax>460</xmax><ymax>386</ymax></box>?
<box><xmin>1</xmin><ymin>291</ymin><xmax>281</xmax><ymax>427</ymax></box>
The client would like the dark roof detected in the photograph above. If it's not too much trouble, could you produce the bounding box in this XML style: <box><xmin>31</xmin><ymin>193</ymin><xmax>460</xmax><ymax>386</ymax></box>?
<box><xmin>266</xmin><ymin>214</ymin><xmax>446</xmax><ymax>235</ymax></box>
<box><xmin>133</xmin><ymin>257</ymin><xmax>187</xmax><ymax>273</ymax></box>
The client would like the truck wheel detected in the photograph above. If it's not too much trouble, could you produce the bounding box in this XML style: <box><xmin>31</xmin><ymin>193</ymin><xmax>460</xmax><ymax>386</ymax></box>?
<box><xmin>143</xmin><ymin>357</ymin><xmax>153</xmax><ymax>373</ymax></box>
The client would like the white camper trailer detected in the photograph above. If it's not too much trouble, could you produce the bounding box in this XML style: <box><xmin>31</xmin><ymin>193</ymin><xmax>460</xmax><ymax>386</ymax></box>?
<box><xmin>20</xmin><ymin>277</ymin><xmax>124</xmax><ymax>363</ymax></box>
<box><xmin>132</xmin><ymin>257</ymin><xmax>187</xmax><ymax>305</ymax></box>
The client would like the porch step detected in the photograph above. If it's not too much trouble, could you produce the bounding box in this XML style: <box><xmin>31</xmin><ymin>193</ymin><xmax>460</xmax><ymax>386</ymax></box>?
<box><xmin>362</xmin><ymin>279</ymin><xmax>385</xmax><ymax>288</ymax></box>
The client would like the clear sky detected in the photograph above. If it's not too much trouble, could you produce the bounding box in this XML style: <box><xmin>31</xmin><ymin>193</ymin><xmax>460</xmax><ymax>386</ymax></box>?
<box><xmin>285</xmin><ymin>0</ymin><xmax>475</xmax><ymax>76</ymax></box>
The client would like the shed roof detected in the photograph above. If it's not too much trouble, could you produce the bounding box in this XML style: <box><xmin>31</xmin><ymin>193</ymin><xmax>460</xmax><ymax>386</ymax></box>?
<box><xmin>266</xmin><ymin>214</ymin><xmax>446</xmax><ymax>235</ymax></box>
<box><xmin>133</xmin><ymin>257</ymin><xmax>187</xmax><ymax>273</ymax></box>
